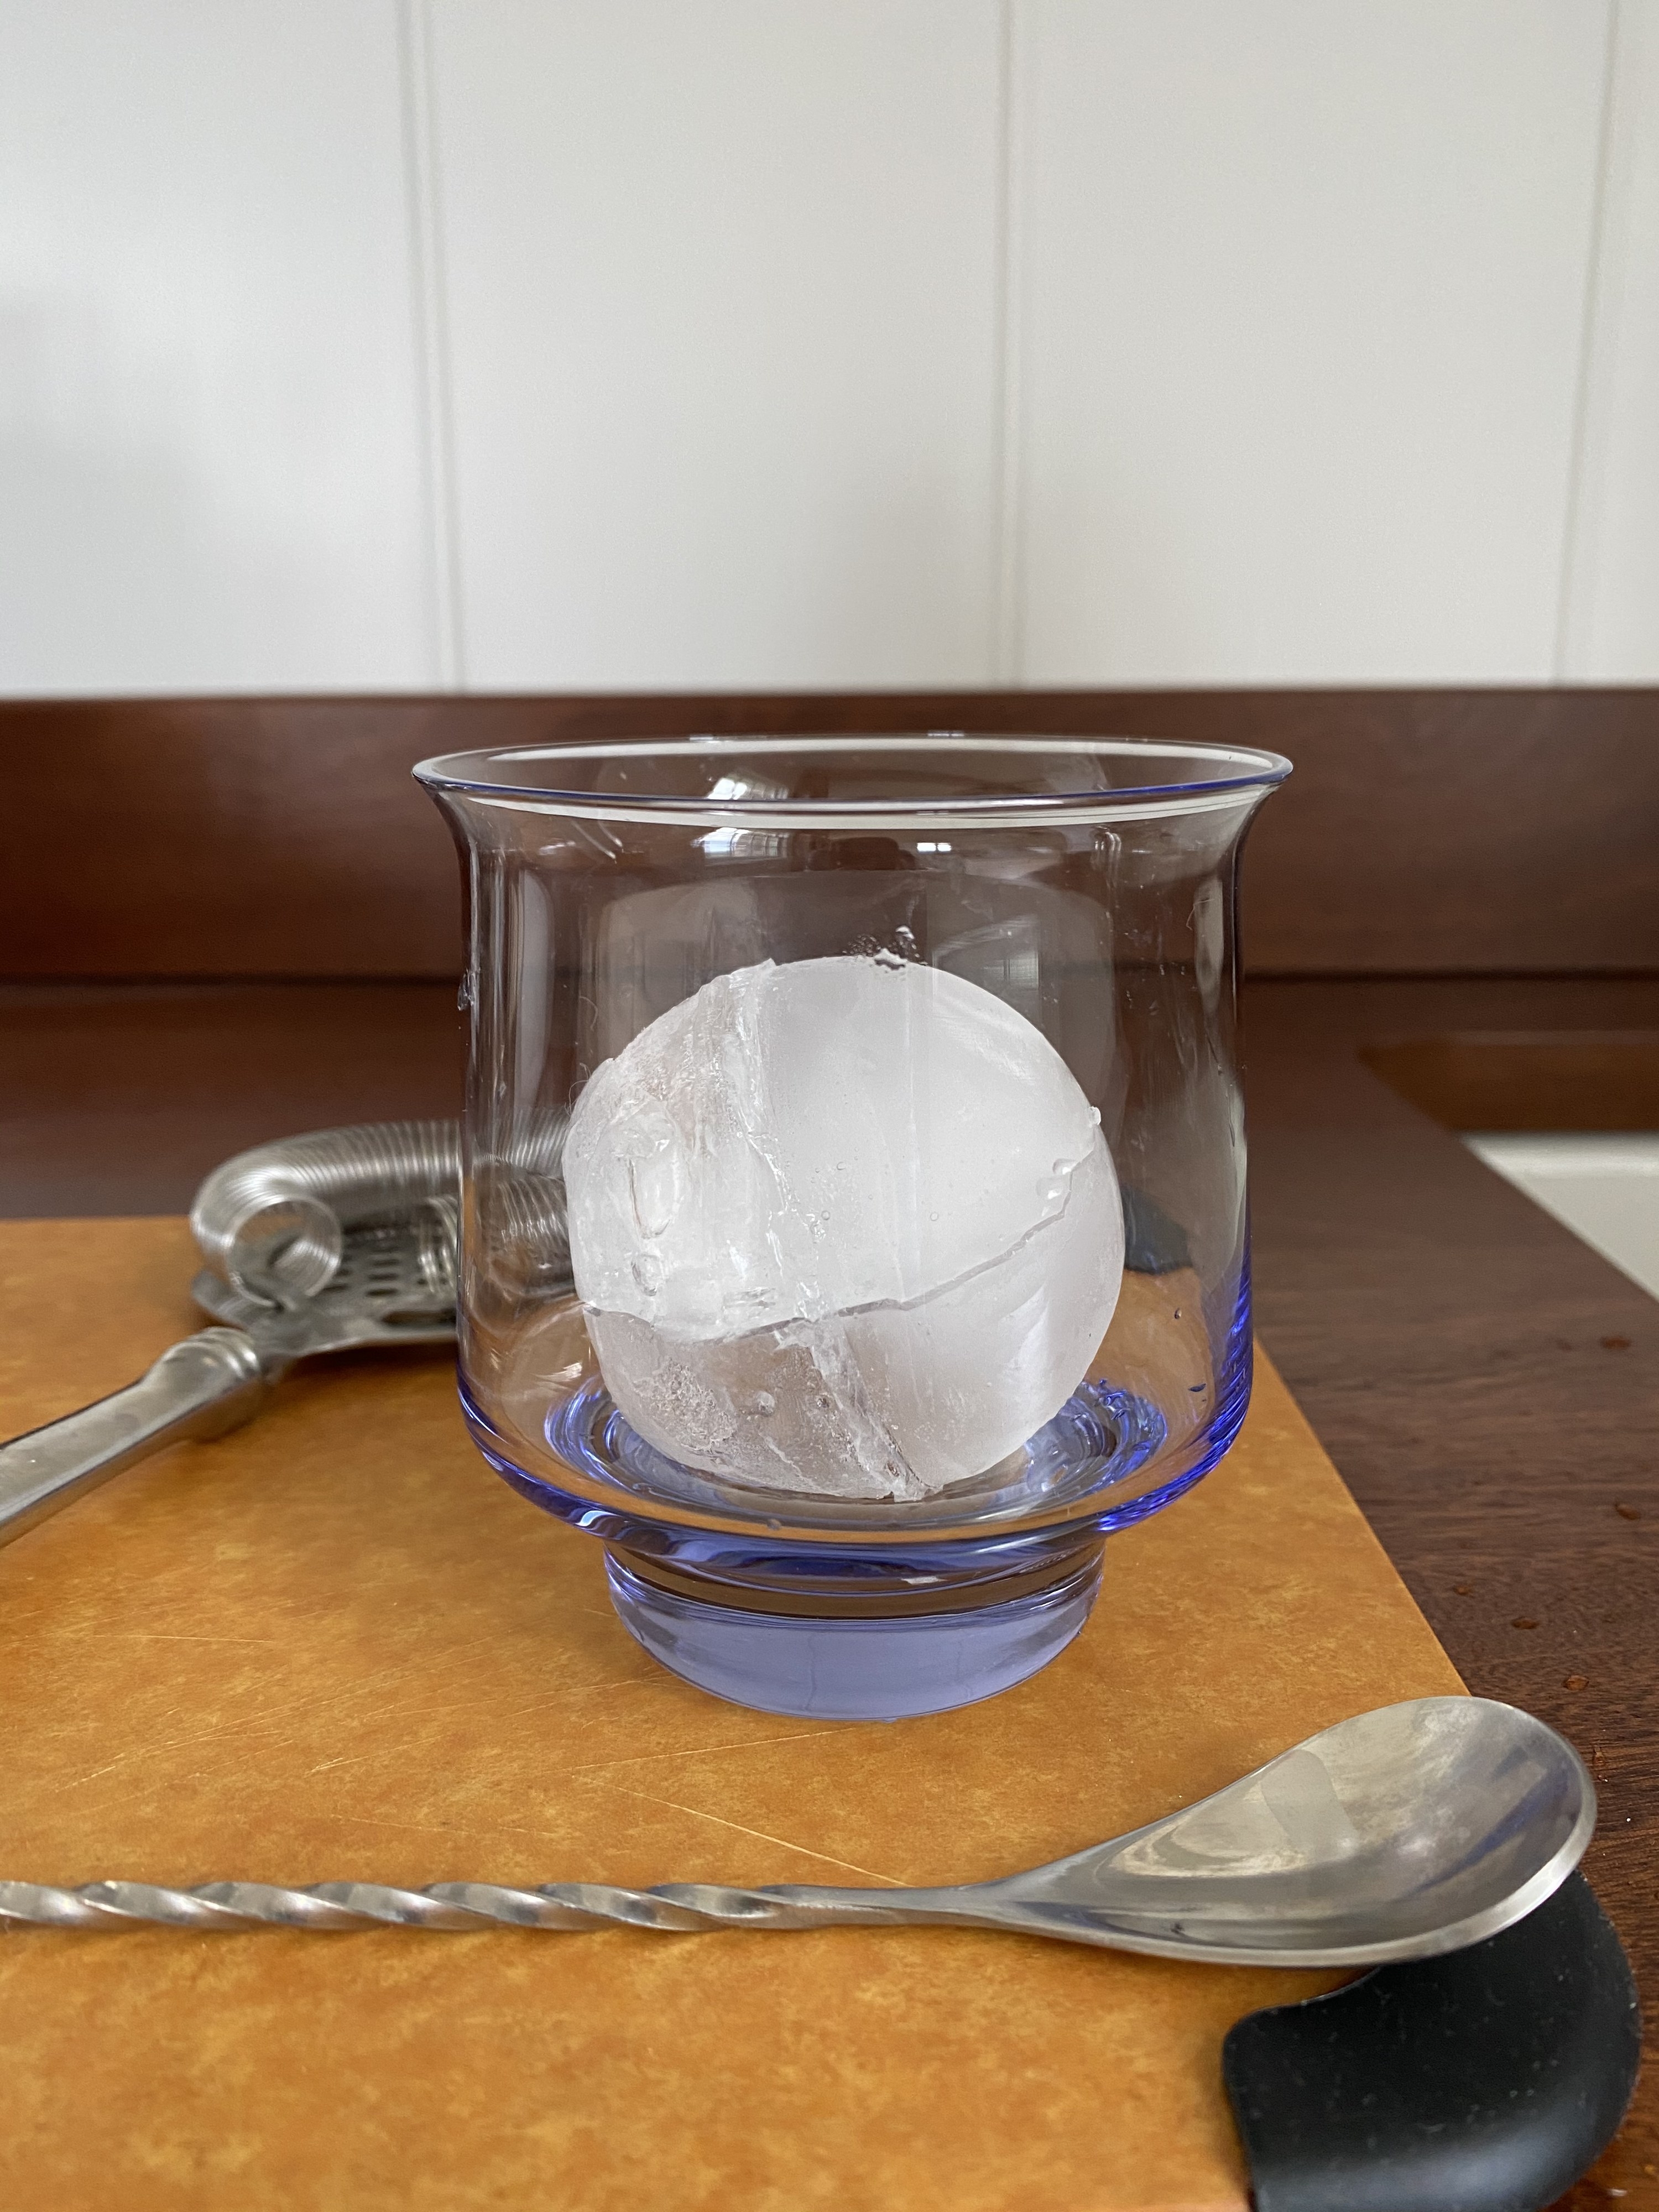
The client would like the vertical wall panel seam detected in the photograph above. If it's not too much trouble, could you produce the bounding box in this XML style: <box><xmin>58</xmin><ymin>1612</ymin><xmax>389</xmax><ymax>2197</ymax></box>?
<box><xmin>989</xmin><ymin>0</ymin><xmax>1028</xmax><ymax>687</ymax></box>
<box><xmin>396</xmin><ymin>0</ymin><xmax>467</xmax><ymax>690</ymax></box>
<box><xmin>1554</xmin><ymin>0</ymin><xmax>1623</xmax><ymax>681</ymax></box>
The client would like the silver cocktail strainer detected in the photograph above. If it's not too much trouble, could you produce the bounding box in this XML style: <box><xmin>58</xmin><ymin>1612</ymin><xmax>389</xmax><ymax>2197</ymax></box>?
<box><xmin>0</xmin><ymin>1118</ymin><xmax>568</xmax><ymax>1547</ymax></box>
<box><xmin>190</xmin><ymin>1119</ymin><xmax>464</xmax><ymax>1302</ymax></box>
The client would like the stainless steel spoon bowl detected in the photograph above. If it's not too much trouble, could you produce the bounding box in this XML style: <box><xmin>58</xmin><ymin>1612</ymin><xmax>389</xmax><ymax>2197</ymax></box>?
<box><xmin>705</xmin><ymin>1692</ymin><xmax>1596</xmax><ymax>1966</ymax></box>
<box><xmin>0</xmin><ymin>1697</ymin><xmax>1594</xmax><ymax>1965</ymax></box>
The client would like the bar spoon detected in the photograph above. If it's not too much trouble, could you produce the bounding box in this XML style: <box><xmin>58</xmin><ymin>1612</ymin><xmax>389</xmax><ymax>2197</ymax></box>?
<box><xmin>0</xmin><ymin>1697</ymin><xmax>1592</xmax><ymax>1966</ymax></box>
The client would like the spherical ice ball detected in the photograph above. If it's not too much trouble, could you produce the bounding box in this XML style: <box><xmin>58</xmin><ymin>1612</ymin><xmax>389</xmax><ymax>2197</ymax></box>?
<box><xmin>563</xmin><ymin>953</ymin><xmax>1124</xmax><ymax>1499</ymax></box>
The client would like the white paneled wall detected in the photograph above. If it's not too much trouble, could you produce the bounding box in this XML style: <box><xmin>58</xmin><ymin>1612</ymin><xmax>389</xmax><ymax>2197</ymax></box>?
<box><xmin>1</xmin><ymin>0</ymin><xmax>1655</xmax><ymax>694</ymax></box>
<box><xmin>0</xmin><ymin>1</ymin><xmax>437</xmax><ymax>693</ymax></box>
<box><xmin>430</xmin><ymin>0</ymin><xmax>1005</xmax><ymax>688</ymax></box>
<box><xmin>1560</xmin><ymin>0</ymin><xmax>1659</xmax><ymax>679</ymax></box>
<box><xmin>1014</xmin><ymin>1</ymin><xmax>1608</xmax><ymax>683</ymax></box>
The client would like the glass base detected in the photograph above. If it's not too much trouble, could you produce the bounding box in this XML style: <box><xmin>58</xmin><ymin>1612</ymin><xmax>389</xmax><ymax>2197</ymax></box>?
<box><xmin>603</xmin><ymin>1551</ymin><xmax>1104</xmax><ymax>1720</ymax></box>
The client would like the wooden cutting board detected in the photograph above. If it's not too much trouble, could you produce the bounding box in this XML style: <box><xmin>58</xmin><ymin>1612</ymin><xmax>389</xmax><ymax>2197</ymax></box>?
<box><xmin>0</xmin><ymin>1218</ymin><xmax>1462</xmax><ymax>2212</ymax></box>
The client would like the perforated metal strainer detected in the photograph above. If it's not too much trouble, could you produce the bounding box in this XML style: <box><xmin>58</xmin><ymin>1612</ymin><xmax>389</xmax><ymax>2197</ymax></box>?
<box><xmin>0</xmin><ymin>1118</ymin><xmax>567</xmax><ymax>1548</ymax></box>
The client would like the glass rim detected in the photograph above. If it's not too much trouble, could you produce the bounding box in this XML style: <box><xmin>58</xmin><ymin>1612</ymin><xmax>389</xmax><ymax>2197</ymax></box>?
<box><xmin>413</xmin><ymin>732</ymin><xmax>1292</xmax><ymax>829</ymax></box>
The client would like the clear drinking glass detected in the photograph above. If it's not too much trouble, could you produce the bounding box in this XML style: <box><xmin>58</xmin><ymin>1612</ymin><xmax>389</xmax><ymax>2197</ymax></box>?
<box><xmin>416</xmin><ymin>735</ymin><xmax>1289</xmax><ymax>1720</ymax></box>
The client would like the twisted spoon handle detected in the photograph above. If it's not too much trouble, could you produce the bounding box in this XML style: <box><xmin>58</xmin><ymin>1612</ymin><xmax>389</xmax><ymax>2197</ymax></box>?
<box><xmin>0</xmin><ymin>1879</ymin><xmax>940</xmax><ymax>1934</ymax></box>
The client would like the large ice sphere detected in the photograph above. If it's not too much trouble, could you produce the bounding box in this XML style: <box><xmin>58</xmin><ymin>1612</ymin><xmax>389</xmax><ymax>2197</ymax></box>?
<box><xmin>563</xmin><ymin>954</ymin><xmax>1125</xmax><ymax>1500</ymax></box>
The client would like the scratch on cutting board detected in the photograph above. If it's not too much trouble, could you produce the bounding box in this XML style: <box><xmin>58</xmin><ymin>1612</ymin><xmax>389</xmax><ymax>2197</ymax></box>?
<box><xmin>591</xmin><ymin>1778</ymin><xmax>905</xmax><ymax>1887</ymax></box>
<box><xmin>52</xmin><ymin>1629</ymin><xmax>290</xmax><ymax>1648</ymax></box>
<box><xmin>53</xmin><ymin>1661</ymin><xmax>739</xmax><ymax>1791</ymax></box>
<box><xmin>0</xmin><ymin>1614</ymin><xmax>290</xmax><ymax>1645</ymax></box>
<box><xmin>289</xmin><ymin>1799</ymin><xmax>896</xmax><ymax>1887</ymax></box>
<box><xmin>55</xmin><ymin>1660</ymin><xmax>434</xmax><ymax>1785</ymax></box>
<box><xmin>56</xmin><ymin>1681</ymin><xmax>430</xmax><ymax>1788</ymax></box>
<box><xmin>564</xmin><ymin>1727</ymin><xmax>840</xmax><ymax>1778</ymax></box>
<box><xmin>43</xmin><ymin>1627</ymin><xmax>833</xmax><ymax>1793</ymax></box>
<box><xmin>297</xmin><ymin>1721</ymin><xmax>838</xmax><ymax>1787</ymax></box>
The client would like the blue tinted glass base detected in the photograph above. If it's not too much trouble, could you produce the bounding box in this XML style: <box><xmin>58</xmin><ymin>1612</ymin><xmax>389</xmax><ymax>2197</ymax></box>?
<box><xmin>461</xmin><ymin>1260</ymin><xmax>1254</xmax><ymax>1721</ymax></box>
<box><xmin>603</xmin><ymin>1550</ymin><xmax>1104</xmax><ymax>1720</ymax></box>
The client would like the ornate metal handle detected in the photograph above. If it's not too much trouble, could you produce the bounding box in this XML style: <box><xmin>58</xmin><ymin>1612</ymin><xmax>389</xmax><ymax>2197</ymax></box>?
<box><xmin>0</xmin><ymin>1330</ymin><xmax>267</xmax><ymax>1547</ymax></box>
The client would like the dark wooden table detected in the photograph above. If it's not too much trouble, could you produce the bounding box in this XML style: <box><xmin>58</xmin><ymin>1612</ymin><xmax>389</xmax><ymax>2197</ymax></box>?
<box><xmin>3</xmin><ymin>971</ymin><xmax>1655</xmax><ymax>2207</ymax></box>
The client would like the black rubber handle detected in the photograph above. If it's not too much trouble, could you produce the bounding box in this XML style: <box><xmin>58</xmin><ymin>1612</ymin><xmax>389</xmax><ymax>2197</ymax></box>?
<box><xmin>1223</xmin><ymin>1872</ymin><xmax>1640</xmax><ymax>2211</ymax></box>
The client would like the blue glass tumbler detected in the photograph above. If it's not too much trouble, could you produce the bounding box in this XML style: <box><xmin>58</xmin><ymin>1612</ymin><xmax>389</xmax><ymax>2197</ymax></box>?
<box><xmin>417</xmin><ymin>735</ymin><xmax>1289</xmax><ymax>1720</ymax></box>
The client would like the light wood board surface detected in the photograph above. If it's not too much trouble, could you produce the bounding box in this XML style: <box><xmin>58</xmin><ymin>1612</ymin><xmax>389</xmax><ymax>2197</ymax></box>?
<box><xmin>0</xmin><ymin>1218</ymin><xmax>1462</xmax><ymax>2211</ymax></box>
